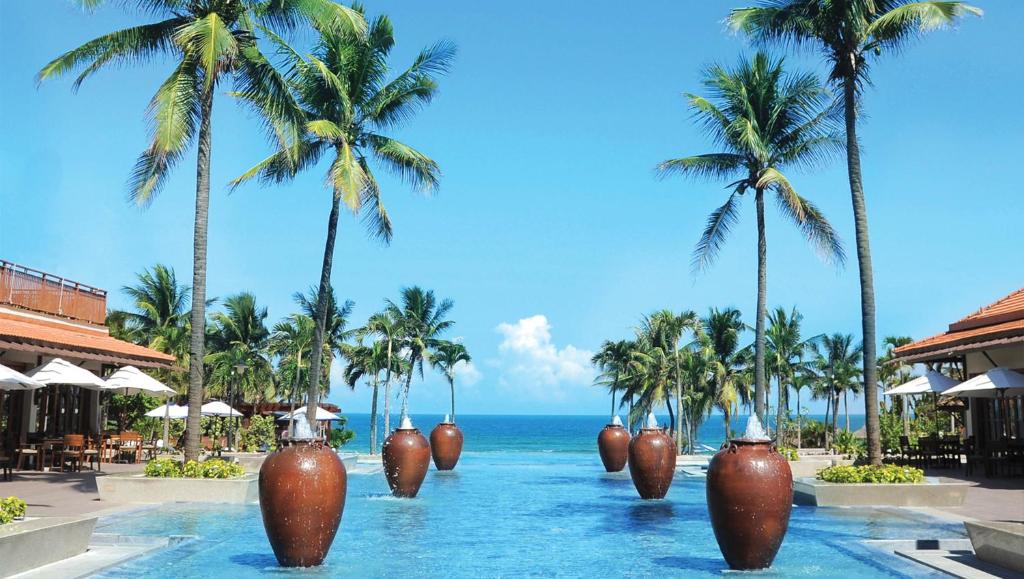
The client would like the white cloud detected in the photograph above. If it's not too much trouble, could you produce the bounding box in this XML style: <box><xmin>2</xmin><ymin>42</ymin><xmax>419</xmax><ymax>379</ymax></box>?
<box><xmin>453</xmin><ymin>360</ymin><xmax>483</xmax><ymax>386</ymax></box>
<box><xmin>494</xmin><ymin>315</ymin><xmax>594</xmax><ymax>402</ymax></box>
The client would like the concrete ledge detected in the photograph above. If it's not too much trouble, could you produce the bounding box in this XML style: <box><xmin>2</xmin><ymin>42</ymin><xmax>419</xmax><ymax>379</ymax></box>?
<box><xmin>97</xmin><ymin>473</ymin><xmax>258</xmax><ymax>504</ymax></box>
<box><xmin>0</xmin><ymin>516</ymin><xmax>97</xmax><ymax>578</ymax></box>
<box><xmin>965</xmin><ymin>521</ymin><xmax>1024</xmax><ymax>574</ymax></box>
<box><xmin>221</xmin><ymin>452</ymin><xmax>268</xmax><ymax>473</ymax></box>
<box><xmin>793</xmin><ymin>476</ymin><xmax>970</xmax><ymax>507</ymax></box>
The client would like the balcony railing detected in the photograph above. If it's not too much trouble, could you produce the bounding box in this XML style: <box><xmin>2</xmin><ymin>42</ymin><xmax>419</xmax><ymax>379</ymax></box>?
<box><xmin>0</xmin><ymin>260</ymin><xmax>107</xmax><ymax>325</ymax></box>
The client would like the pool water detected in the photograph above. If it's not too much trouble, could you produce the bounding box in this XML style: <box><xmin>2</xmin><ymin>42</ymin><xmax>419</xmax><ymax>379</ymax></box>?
<box><xmin>96</xmin><ymin>452</ymin><xmax>960</xmax><ymax>577</ymax></box>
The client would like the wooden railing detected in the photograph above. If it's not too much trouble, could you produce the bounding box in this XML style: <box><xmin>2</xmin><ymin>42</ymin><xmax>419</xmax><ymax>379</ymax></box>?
<box><xmin>0</xmin><ymin>260</ymin><xmax>107</xmax><ymax>325</ymax></box>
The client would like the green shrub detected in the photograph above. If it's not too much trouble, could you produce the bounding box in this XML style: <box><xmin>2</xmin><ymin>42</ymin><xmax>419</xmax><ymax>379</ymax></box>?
<box><xmin>0</xmin><ymin>497</ymin><xmax>27</xmax><ymax>524</ymax></box>
<box><xmin>778</xmin><ymin>447</ymin><xmax>799</xmax><ymax>461</ymax></box>
<box><xmin>818</xmin><ymin>464</ymin><xmax>924</xmax><ymax>484</ymax></box>
<box><xmin>833</xmin><ymin>430</ymin><xmax>867</xmax><ymax>459</ymax></box>
<box><xmin>327</xmin><ymin>415</ymin><xmax>356</xmax><ymax>449</ymax></box>
<box><xmin>144</xmin><ymin>458</ymin><xmax>182</xmax><ymax>478</ymax></box>
<box><xmin>239</xmin><ymin>415</ymin><xmax>277</xmax><ymax>452</ymax></box>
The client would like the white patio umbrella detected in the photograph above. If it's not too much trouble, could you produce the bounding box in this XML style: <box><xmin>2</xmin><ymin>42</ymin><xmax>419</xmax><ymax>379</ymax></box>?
<box><xmin>103</xmin><ymin>366</ymin><xmax>177</xmax><ymax>450</ymax></box>
<box><xmin>0</xmin><ymin>363</ymin><xmax>45</xmax><ymax>390</ymax></box>
<box><xmin>25</xmin><ymin>357</ymin><xmax>106</xmax><ymax>389</ymax></box>
<box><xmin>941</xmin><ymin>367</ymin><xmax>1024</xmax><ymax>398</ymax></box>
<box><xmin>145</xmin><ymin>403</ymin><xmax>189</xmax><ymax>419</ymax></box>
<box><xmin>883</xmin><ymin>370</ymin><xmax>959</xmax><ymax>396</ymax></box>
<box><xmin>277</xmin><ymin>406</ymin><xmax>340</xmax><ymax>422</ymax></box>
<box><xmin>200</xmin><ymin>400</ymin><xmax>243</xmax><ymax>417</ymax></box>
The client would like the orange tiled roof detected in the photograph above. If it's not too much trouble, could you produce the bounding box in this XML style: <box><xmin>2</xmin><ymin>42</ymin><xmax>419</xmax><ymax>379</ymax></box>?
<box><xmin>0</xmin><ymin>312</ymin><xmax>175</xmax><ymax>368</ymax></box>
<box><xmin>894</xmin><ymin>288</ymin><xmax>1024</xmax><ymax>361</ymax></box>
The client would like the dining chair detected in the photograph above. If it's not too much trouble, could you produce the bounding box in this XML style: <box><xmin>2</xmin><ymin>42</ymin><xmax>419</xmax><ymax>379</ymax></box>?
<box><xmin>56</xmin><ymin>434</ymin><xmax>85</xmax><ymax>472</ymax></box>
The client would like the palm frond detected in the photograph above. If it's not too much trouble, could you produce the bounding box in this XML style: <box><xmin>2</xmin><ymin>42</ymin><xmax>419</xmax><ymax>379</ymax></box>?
<box><xmin>692</xmin><ymin>192</ymin><xmax>742</xmax><ymax>273</ymax></box>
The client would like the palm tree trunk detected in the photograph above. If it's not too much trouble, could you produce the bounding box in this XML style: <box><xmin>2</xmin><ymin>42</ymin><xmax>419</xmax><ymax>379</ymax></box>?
<box><xmin>610</xmin><ymin>390</ymin><xmax>616</xmax><ymax>421</ymax></box>
<box><xmin>843</xmin><ymin>72</ymin><xmax>881</xmax><ymax>465</ymax></box>
<box><xmin>628</xmin><ymin>395</ymin><xmax>634</xmax><ymax>433</ymax></box>
<box><xmin>823</xmin><ymin>391</ymin><xmax>831</xmax><ymax>449</ymax></box>
<box><xmin>674</xmin><ymin>348</ymin><xmax>684</xmax><ymax>452</ymax></box>
<box><xmin>383</xmin><ymin>345</ymin><xmax>393</xmax><ymax>436</ymax></box>
<box><xmin>305</xmin><ymin>186</ymin><xmax>343</xmax><ymax>436</ymax></box>
<box><xmin>844</xmin><ymin>389</ymin><xmax>850</xmax><ymax>432</ymax></box>
<box><xmin>723</xmin><ymin>407</ymin><xmax>731</xmax><ymax>442</ymax></box>
<box><xmin>754</xmin><ymin>188</ymin><xmax>768</xmax><ymax>427</ymax></box>
<box><xmin>831</xmin><ymin>391</ymin><xmax>840</xmax><ymax>440</ymax></box>
<box><xmin>184</xmin><ymin>86</ymin><xmax>214</xmax><ymax>463</ymax></box>
<box><xmin>902</xmin><ymin>395</ymin><xmax>910</xmax><ymax>436</ymax></box>
<box><xmin>665</xmin><ymin>392</ymin><xmax>674</xmax><ymax>435</ymax></box>
<box><xmin>796</xmin><ymin>389</ymin><xmax>802</xmax><ymax>449</ymax></box>
<box><xmin>776</xmin><ymin>374</ymin><xmax>785</xmax><ymax>446</ymax></box>
<box><xmin>449</xmin><ymin>376</ymin><xmax>456</xmax><ymax>423</ymax></box>
<box><xmin>400</xmin><ymin>360</ymin><xmax>414</xmax><ymax>420</ymax></box>
<box><xmin>287</xmin><ymin>352</ymin><xmax>301</xmax><ymax>438</ymax></box>
<box><xmin>369</xmin><ymin>377</ymin><xmax>379</xmax><ymax>454</ymax></box>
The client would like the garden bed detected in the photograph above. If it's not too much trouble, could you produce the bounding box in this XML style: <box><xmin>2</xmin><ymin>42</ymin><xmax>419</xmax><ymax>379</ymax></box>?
<box><xmin>793</xmin><ymin>476</ymin><xmax>969</xmax><ymax>507</ymax></box>
<box><xmin>97</xmin><ymin>472</ymin><xmax>259</xmax><ymax>504</ymax></box>
<box><xmin>0</xmin><ymin>516</ymin><xmax>97</xmax><ymax>577</ymax></box>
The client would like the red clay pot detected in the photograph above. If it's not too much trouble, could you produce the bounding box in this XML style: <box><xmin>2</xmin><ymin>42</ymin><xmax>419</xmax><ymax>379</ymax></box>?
<box><xmin>597</xmin><ymin>423</ymin><xmax>630</xmax><ymax>472</ymax></box>
<box><xmin>430</xmin><ymin>422</ymin><xmax>464</xmax><ymax>471</ymax></box>
<box><xmin>706</xmin><ymin>439</ymin><xmax>793</xmax><ymax>570</ymax></box>
<box><xmin>259</xmin><ymin>440</ymin><xmax>347</xmax><ymax>567</ymax></box>
<box><xmin>382</xmin><ymin>427</ymin><xmax>431</xmax><ymax>497</ymax></box>
<box><xmin>627</xmin><ymin>427</ymin><xmax>676</xmax><ymax>499</ymax></box>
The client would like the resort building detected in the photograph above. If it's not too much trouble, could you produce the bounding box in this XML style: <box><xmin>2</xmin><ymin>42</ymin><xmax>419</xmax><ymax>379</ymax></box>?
<box><xmin>0</xmin><ymin>260</ymin><xmax>174</xmax><ymax>453</ymax></box>
<box><xmin>893</xmin><ymin>287</ymin><xmax>1024</xmax><ymax>452</ymax></box>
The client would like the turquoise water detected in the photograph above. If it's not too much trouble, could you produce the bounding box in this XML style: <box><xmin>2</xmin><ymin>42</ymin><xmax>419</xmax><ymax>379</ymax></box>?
<box><xmin>345</xmin><ymin>414</ymin><xmax>866</xmax><ymax>453</ymax></box>
<box><xmin>96</xmin><ymin>451</ymin><xmax>955</xmax><ymax>578</ymax></box>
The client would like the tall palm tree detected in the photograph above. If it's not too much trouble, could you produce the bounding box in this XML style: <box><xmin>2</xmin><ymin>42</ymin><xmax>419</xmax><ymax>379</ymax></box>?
<box><xmin>294</xmin><ymin>286</ymin><xmax>355</xmax><ymax>396</ymax></box>
<box><xmin>680</xmin><ymin>336</ymin><xmax>718</xmax><ymax>453</ymax></box>
<box><xmin>810</xmin><ymin>333</ymin><xmax>863</xmax><ymax>446</ymax></box>
<box><xmin>592</xmin><ymin>340</ymin><xmax>635</xmax><ymax>422</ymax></box>
<box><xmin>657</xmin><ymin>52</ymin><xmax>845</xmax><ymax>429</ymax></box>
<box><xmin>647</xmin><ymin>310</ymin><xmax>700</xmax><ymax>449</ymax></box>
<box><xmin>39</xmin><ymin>0</ymin><xmax>364</xmax><ymax>461</ymax></box>
<box><xmin>341</xmin><ymin>341</ymin><xmax>388</xmax><ymax>453</ymax></box>
<box><xmin>233</xmin><ymin>8</ymin><xmax>454</xmax><ymax>434</ymax></box>
<box><xmin>703</xmin><ymin>308</ymin><xmax>746</xmax><ymax>440</ymax></box>
<box><xmin>430</xmin><ymin>341</ymin><xmax>471</xmax><ymax>423</ymax></box>
<box><xmin>765</xmin><ymin>306</ymin><xmax>805</xmax><ymax>445</ymax></box>
<box><xmin>878</xmin><ymin>335</ymin><xmax>915</xmax><ymax>435</ymax></box>
<box><xmin>269</xmin><ymin>312</ymin><xmax>316</xmax><ymax>436</ymax></box>
<box><xmin>386</xmin><ymin>287</ymin><xmax>455</xmax><ymax>420</ymax></box>
<box><xmin>361</xmin><ymin>310</ymin><xmax>405</xmax><ymax>436</ymax></box>
<box><xmin>729</xmin><ymin>0</ymin><xmax>981</xmax><ymax>465</ymax></box>
<box><xmin>790</xmin><ymin>361</ymin><xmax>816</xmax><ymax>448</ymax></box>
<box><xmin>205</xmin><ymin>292</ymin><xmax>273</xmax><ymax>403</ymax></box>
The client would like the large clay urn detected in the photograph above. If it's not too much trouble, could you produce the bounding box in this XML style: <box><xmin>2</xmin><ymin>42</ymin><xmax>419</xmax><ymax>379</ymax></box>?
<box><xmin>382</xmin><ymin>417</ymin><xmax>431</xmax><ymax>498</ymax></box>
<box><xmin>706</xmin><ymin>437</ymin><xmax>793</xmax><ymax>570</ymax></box>
<box><xmin>259</xmin><ymin>440</ymin><xmax>347</xmax><ymax>567</ymax></box>
<box><xmin>430</xmin><ymin>418</ymin><xmax>463</xmax><ymax>471</ymax></box>
<box><xmin>627</xmin><ymin>415</ymin><xmax>677</xmax><ymax>499</ymax></box>
<box><xmin>597</xmin><ymin>416</ymin><xmax>630</xmax><ymax>472</ymax></box>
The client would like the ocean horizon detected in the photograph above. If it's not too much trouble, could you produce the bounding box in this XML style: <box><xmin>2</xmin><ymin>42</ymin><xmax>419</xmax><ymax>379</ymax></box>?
<box><xmin>340</xmin><ymin>413</ymin><xmax>867</xmax><ymax>454</ymax></box>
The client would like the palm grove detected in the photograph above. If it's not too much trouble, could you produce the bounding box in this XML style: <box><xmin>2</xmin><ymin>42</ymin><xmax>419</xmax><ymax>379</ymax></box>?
<box><xmin>38</xmin><ymin>1</ymin><xmax>980</xmax><ymax>460</ymax></box>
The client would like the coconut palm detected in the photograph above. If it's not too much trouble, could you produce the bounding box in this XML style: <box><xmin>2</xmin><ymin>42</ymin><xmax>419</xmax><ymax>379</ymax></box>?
<box><xmin>39</xmin><ymin>0</ymin><xmax>364</xmax><ymax>461</ymax></box>
<box><xmin>679</xmin><ymin>337</ymin><xmax>718</xmax><ymax>453</ymax></box>
<box><xmin>728</xmin><ymin>0</ymin><xmax>981</xmax><ymax>465</ymax></box>
<box><xmin>703</xmin><ymin>308</ymin><xmax>746</xmax><ymax>439</ymax></box>
<box><xmin>790</xmin><ymin>362</ymin><xmax>816</xmax><ymax>448</ymax></box>
<box><xmin>386</xmin><ymin>287</ymin><xmax>455</xmax><ymax>421</ymax></box>
<box><xmin>657</xmin><ymin>52</ymin><xmax>845</xmax><ymax>430</ymax></box>
<box><xmin>205</xmin><ymin>292</ymin><xmax>273</xmax><ymax>403</ymax></box>
<box><xmin>878</xmin><ymin>335</ymin><xmax>915</xmax><ymax>435</ymax></box>
<box><xmin>361</xmin><ymin>309</ymin><xmax>405</xmax><ymax>436</ymax></box>
<box><xmin>592</xmin><ymin>340</ymin><xmax>635</xmax><ymax>422</ymax></box>
<box><xmin>341</xmin><ymin>341</ymin><xmax>389</xmax><ymax>453</ymax></box>
<box><xmin>294</xmin><ymin>286</ymin><xmax>355</xmax><ymax>395</ymax></box>
<box><xmin>269</xmin><ymin>313</ymin><xmax>316</xmax><ymax>437</ymax></box>
<box><xmin>809</xmin><ymin>333</ymin><xmax>863</xmax><ymax>447</ymax></box>
<box><xmin>647</xmin><ymin>310</ymin><xmax>701</xmax><ymax>449</ymax></box>
<box><xmin>232</xmin><ymin>8</ymin><xmax>454</xmax><ymax>434</ymax></box>
<box><xmin>430</xmin><ymin>341</ymin><xmax>471</xmax><ymax>423</ymax></box>
<box><xmin>765</xmin><ymin>306</ymin><xmax>807</xmax><ymax>445</ymax></box>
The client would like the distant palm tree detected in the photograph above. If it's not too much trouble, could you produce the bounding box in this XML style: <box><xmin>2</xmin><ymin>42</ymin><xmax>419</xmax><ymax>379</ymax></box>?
<box><xmin>790</xmin><ymin>362</ymin><xmax>816</xmax><ymax>448</ymax></box>
<box><xmin>269</xmin><ymin>313</ymin><xmax>316</xmax><ymax>437</ymax></box>
<box><xmin>703</xmin><ymin>308</ymin><xmax>746</xmax><ymax>439</ymax></box>
<box><xmin>647</xmin><ymin>310</ymin><xmax>700</xmax><ymax>449</ymax></box>
<box><xmin>657</xmin><ymin>52</ymin><xmax>845</xmax><ymax>429</ymax></box>
<box><xmin>206</xmin><ymin>293</ymin><xmax>272</xmax><ymax>403</ymax></box>
<box><xmin>680</xmin><ymin>336</ymin><xmax>717</xmax><ymax>453</ymax></box>
<box><xmin>810</xmin><ymin>333</ymin><xmax>863</xmax><ymax>447</ymax></box>
<box><xmin>361</xmin><ymin>310</ymin><xmax>405</xmax><ymax>436</ymax></box>
<box><xmin>430</xmin><ymin>341</ymin><xmax>471</xmax><ymax>423</ymax></box>
<box><xmin>592</xmin><ymin>340</ymin><xmax>635</xmax><ymax>422</ymax></box>
<box><xmin>765</xmin><ymin>307</ymin><xmax>806</xmax><ymax>445</ymax></box>
<box><xmin>39</xmin><ymin>0</ymin><xmax>364</xmax><ymax>462</ymax></box>
<box><xmin>294</xmin><ymin>286</ymin><xmax>355</xmax><ymax>395</ymax></box>
<box><xmin>342</xmin><ymin>341</ymin><xmax>389</xmax><ymax>453</ymax></box>
<box><xmin>729</xmin><ymin>0</ymin><xmax>981</xmax><ymax>466</ymax></box>
<box><xmin>878</xmin><ymin>335</ymin><xmax>915</xmax><ymax>435</ymax></box>
<box><xmin>386</xmin><ymin>287</ymin><xmax>455</xmax><ymax>420</ymax></box>
<box><xmin>232</xmin><ymin>8</ymin><xmax>454</xmax><ymax>434</ymax></box>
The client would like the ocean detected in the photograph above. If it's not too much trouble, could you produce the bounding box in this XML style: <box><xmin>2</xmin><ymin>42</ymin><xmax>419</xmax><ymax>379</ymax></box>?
<box><xmin>340</xmin><ymin>413</ymin><xmax>867</xmax><ymax>454</ymax></box>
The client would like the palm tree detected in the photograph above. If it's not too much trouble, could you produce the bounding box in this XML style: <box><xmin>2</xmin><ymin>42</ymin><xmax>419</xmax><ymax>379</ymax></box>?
<box><xmin>657</xmin><ymin>52</ymin><xmax>845</xmax><ymax>430</ymax></box>
<box><xmin>269</xmin><ymin>313</ymin><xmax>316</xmax><ymax>437</ymax></box>
<box><xmin>39</xmin><ymin>0</ymin><xmax>364</xmax><ymax>461</ymax></box>
<box><xmin>205</xmin><ymin>292</ymin><xmax>272</xmax><ymax>402</ymax></box>
<box><xmin>647</xmin><ymin>310</ymin><xmax>700</xmax><ymax>449</ymax></box>
<box><xmin>703</xmin><ymin>308</ymin><xmax>746</xmax><ymax>440</ymax></box>
<box><xmin>790</xmin><ymin>362</ymin><xmax>816</xmax><ymax>448</ymax></box>
<box><xmin>765</xmin><ymin>307</ymin><xmax>805</xmax><ymax>445</ymax></box>
<box><xmin>878</xmin><ymin>335</ymin><xmax>915</xmax><ymax>435</ymax></box>
<box><xmin>233</xmin><ymin>8</ymin><xmax>454</xmax><ymax>434</ymax></box>
<box><xmin>386</xmin><ymin>287</ymin><xmax>455</xmax><ymax>421</ymax></box>
<box><xmin>728</xmin><ymin>0</ymin><xmax>981</xmax><ymax>465</ymax></box>
<box><xmin>810</xmin><ymin>333</ymin><xmax>863</xmax><ymax>447</ymax></box>
<box><xmin>294</xmin><ymin>286</ymin><xmax>355</xmax><ymax>396</ymax></box>
<box><xmin>341</xmin><ymin>341</ymin><xmax>388</xmax><ymax>453</ymax></box>
<box><xmin>430</xmin><ymin>341</ymin><xmax>471</xmax><ymax>423</ymax></box>
<box><xmin>679</xmin><ymin>337</ymin><xmax>718</xmax><ymax>453</ymax></box>
<box><xmin>592</xmin><ymin>340</ymin><xmax>635</xmax><ymax>422</ymax></box>
<box><xmin>361</xmin><ymin>310</ymin><xmax>405</xmax><ymax>436</ymax></box>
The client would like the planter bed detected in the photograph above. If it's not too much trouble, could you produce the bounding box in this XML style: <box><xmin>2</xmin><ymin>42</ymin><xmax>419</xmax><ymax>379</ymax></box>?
<box><xmin>787</xmin><ymin>458</ymin><xmax>854</xmax><ymax>479</ymax></box>
<box><xmin>97</xmin><ymin>473</ymin><xmax>258</xmax><ymax>504</ymax></box>
<box><xmin>0</xmin><ymin>516</ymin><xmax>97</xmax><ymax>578</ymax></box>
<box><xmin>965</xmin><ymin>521</ymin><xmax>1024</xmax><ymax>573</ymax></box>
<box><xmin>793</xmin><ymin>476</ymin><xmax>969</xmax><ymax>507</ymax></box>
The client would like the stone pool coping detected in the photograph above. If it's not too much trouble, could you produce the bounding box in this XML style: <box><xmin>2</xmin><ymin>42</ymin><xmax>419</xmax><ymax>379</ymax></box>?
<box><xmin>0</xmin><ymin>515</ymin><xmax>97</xmax><ymax>578</ymax></box>
<box><xmin>965</xmin><ymin>520</ymin><xmax>1024</xmax><ymax>574</ymax></box>
<box><xmin>97</xmin><ymin>473</ymin><xmax>258</xmax><ymax>504</ymax></box>
<box><xmin>793</xmin><ymin>476</ymin><xmax>970</xmax><ymax>507</ymax></box>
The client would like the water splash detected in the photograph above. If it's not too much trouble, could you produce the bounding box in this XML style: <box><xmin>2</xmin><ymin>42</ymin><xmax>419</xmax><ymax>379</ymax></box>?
<box><xmin>293</xmin><ymin>418</ymin><xmax>314</xmax><ymax>440</ymax></box>
<box><xmin>741</xmin><ymin>415</ymin><xmax>770</xmax><ymax>441</ymax></box>
<box><xmin>610</xmin><ymin>415</ymin><xmax>623</xmax><ymax>427</ymax></box>
<box><xmin>645</xmin><ymin>412</ymin><xmax>659</xmax><ymax>429</ymax></box>
<box><xmin>399</xmin><ymin>415</ymin><xmax>415</xmax><ymax>429</ymax></box>
<box><xmin>443</xmin><ymin>414</ymin><xmax>452</xmax><ymax>424</ymax></box>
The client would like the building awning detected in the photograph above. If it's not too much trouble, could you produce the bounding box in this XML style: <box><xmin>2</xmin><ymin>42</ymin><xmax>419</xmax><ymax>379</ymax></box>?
<box><xmin>0</xmin><ymin>312</ymin><xmax>175</xmax><ymax>369</ymax></box>
<box><xmin>893</xmin><ymin>288</ymin><xmax>1024</xmax><ymax>364</ymax></box>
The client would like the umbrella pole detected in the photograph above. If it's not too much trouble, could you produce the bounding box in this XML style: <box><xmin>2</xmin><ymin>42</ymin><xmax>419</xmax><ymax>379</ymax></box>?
<box><xmin>163</xmin><ymin>400</ymin><xmax>170</xmax><ymax>454</ymax></box>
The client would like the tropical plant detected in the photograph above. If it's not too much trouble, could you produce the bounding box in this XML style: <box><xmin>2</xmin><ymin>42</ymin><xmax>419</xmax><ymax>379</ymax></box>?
<box><xmin>269</xmin><ymin>312</ymin><xmax>316</xmax><ymax>436</ymax></box>
<box><xmin>39</xmin><ymin>0</ymin><xmax>364</xmax><ymax>462</ymax></box>
<box><xmin>765</xmin><ymin>306</ymin><xmax>811</xmax><ymax>445</ymax></box>
<box><xmin>679</xmin><ymin>333</ymin><xmax>718</xmax><ymax>453</ymax></box>
<box><xmin>342</xmin><ymin>340</ymin><xmax>392</xmax><ymax>453</ymax></box>
<box><xmin>657</xmin><ymin>52</ymin><xmax>845</xmax><ymax>429</ymax></box>
<box><xmin>239</xmin><ymin>415</ymin><xmax>278</xmax><ymax>452</ymax></box>
<box><xmin>729</xmin><ymin>0</ymin><xmax>982</xmax><ymax>466</ymax></box>
<box><xmin>294</xmin><ymin>286</ymin><xmax>355</xmax><ymax>394</ymax></box>
<box><xmin>328</xmin><ymin>415</ymin><xmax>356</xmax><ymax>448</ymax></box>
<box><xmin>386</xmin><ymin>287</ymin><xmax>455</xmax><ymax>420</ymax></box>
<box><xmin>878</xmin><ymin>335</ymin><xmax>915</xmax><ymax>435</ymax></box>
<box><xmin>232</xmin><ymin>7</ymin><xmax>453</xmax><ymax>434</ymax></box>
<box><xmin>430</xmin><ymin>341</ymin><xmax>472</xmax><ymax>423</ymax></box>
<box><xmin>205</xmin><ymin>293</ymin><xmax>273</xmax><ymax>404</ymax></box>
<box><xmin>703</xmin><ymin>308</ymin><xmax>746</xmax><ymax>439</ymax></box>
<box><xmin>818</xmin><ymin>464</ymin><xmax>922</xmax><ymax>484</ymax></box>
<box><xmin>648</xmin><ymin>310</ymin><xmax>701</xmax><ymax>449</ymax></box>
<box><xmin>592</xmin><ymin>340</ymin><xmax>636</xmax><ymax>422</ymax></box>
<box><xmin>809</xmin><ymin>333</ymin><xmax>863</xmax><ymax>447</ymax></box>
<box><xmin>361</xmin><ymin>310</ymin><xmax>405</xmax><ymax>436</ymax></box>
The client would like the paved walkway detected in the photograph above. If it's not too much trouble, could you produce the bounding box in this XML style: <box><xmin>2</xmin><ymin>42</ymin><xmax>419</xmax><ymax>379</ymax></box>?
<box><xmin>919</xmin><ymin>467</ymin><xmax>1024</xmax><ymax>524</ymax></box>
<box><xmin>1</xmin><ymin>464</ymin><xmax>142</xmax><ymax>517</ymax></box>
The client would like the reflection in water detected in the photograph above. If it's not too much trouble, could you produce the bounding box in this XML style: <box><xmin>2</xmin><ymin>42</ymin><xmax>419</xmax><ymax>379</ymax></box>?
<box><xmin>625</xmin><ymin>500</ymin><xmax>676</xmax><ymax>531</ymax></box>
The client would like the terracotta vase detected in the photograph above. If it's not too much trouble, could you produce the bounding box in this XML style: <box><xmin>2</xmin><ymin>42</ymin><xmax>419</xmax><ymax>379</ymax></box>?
<box><xmin>259</xmin><ymin>440</ymin><xmax>347</xmax><ymax>567</ymax></box>
<box><xmin>430</xmin><ymin>422</ymin><xmax>464</xmax><ymax>471</ymax></box>
<box><xmin>627</xmin><ymin>427</ymin><xmax>676</xmax><ymax>499</ymax></box>
<box><xmin>382</xmin><ymin>427</ymin><xmax>431</xmax><ymax>497</ymax></box>
<box><xmin>597</xmin><ymin>423</ymin><xmax>630</xmax><ymax>472</ymax></box>
<box><xmin>706</xmin><ymin>439</ymin><xmax>793</xmax><ymax>570</ymax></box>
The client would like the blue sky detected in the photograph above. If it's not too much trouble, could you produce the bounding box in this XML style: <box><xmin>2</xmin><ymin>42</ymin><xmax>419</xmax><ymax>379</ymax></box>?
<box><xmin>2</xmin><ymin>1</ymin><xmax>1021</xmax><ymax>417</ymax></box>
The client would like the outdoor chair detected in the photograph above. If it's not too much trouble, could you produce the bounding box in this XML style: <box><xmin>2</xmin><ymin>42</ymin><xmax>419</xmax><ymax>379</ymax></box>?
<box><xmin>141</xmin><ymin>438</ymin><xmax>158</xmax><ymax>461</ymax></box>
<box><xmin>0</xmin><ymin>454</ymin><xmax>11</xmax><ymax>481</ymax></box>
<box><xmin>963</xmin><ymin>437</ymin><xmax>984</xmax><ymax>477</ymax></box>
<box><xmin>55</xmin><ymin>434</ymin><xmax>85</xmax><ymax>472</ymax></box>
<box><xmin>81</xmin><ymin>436</ymin><xmax>100</xmax><ymax>471</ymax></box>
<box><xmin>898</xmin><ymin>436</ymin><xmax>918</xmax><ymax>467</ymax></box>
<box><xmin>117</xmin><ymin>432</ymin><xmax>142</xmax><ymax>463</ymax></box>
<box><xmin>15</xmin><ymin>445</ymin><xmax>40</xmax><ymax>471</ymax></box>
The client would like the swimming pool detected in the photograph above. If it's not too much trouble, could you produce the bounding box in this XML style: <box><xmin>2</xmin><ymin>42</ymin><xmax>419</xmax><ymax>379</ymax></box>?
<box><xmin>95</xmin><ymin>452</ymin><xmax>960</xmax><ymax>577</ymax></box>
